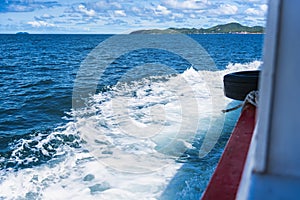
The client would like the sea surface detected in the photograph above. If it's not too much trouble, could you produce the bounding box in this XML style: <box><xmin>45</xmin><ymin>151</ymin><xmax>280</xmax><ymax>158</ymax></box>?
<box><xmin>0</xmin><ymin>34</ymin><xmax>263</xmax><ymax>199</ymax></box>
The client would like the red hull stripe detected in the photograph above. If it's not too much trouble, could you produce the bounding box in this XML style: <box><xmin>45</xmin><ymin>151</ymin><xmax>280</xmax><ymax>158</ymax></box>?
<box><xmin>201</xmin><ymin>104</ymin><xmax>256</xmax><ymax>200</ymax></box>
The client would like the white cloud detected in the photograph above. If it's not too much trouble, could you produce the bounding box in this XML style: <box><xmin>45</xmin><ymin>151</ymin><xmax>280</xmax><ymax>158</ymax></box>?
<box><xmin>245</xmin><ymin>4</ymin><xmax>267</xmax><ymax>16</ymax></box>
<box><xmin>245</xmin><ymin>8</ymin><xmax>259</xmax><ymax>15</ymax></box>
<box><xmin>210</xmin><ymin>4</ymin><xmax>238</xmax><ymax>15</ymax></box>
<box><xmin>41</xmin><ymin>13</ymin><xmax>54</xmax><ymax>19</ymax></box>
<box><xmin>27</xmin><ymin>21</ymin><xmax>55</xmax><ymax>27</ymax></box>
<box><xmin>131</xmin><ymin>6</ymin><xmax>141</xmax><ymax>14</ymax></box>
<box><xmin>190</xmin><ymin>13</ymin><xmax>196</xmax><ymax>18</ymax></box>
<box><xmin>163</xmin><ymin>0</ymin><xmax>209</xmax><ymax>10</ymax></box>
<box><xmin>173</xmin><ymin>13</ymin><xmax>184</xmax><ymax>18</ymax></box>
<box><xmin>78</xmin><ymin>4</ymin><xmax>96</xmax><ymax>17</ymax></box>
<box><xmin>1</xmin><ymin>0</ymin><xmax>269</xmax><ymax>33</ymax></box>
<box><xmin>219</xmin><ymin>4</ymin><xmax>238</xmax><ymax>15</ymax></box>
<box><xmin>93</xmin><ymin>1</ymin><xmax>122</xmax><ymax>10</ymax></box>
<box><xmin>114</xmin><ymin>10</ymin><xmax>126</xmax><ymax>17</ymax></box>
<box><xmin>155</xmin><ymin>5</ymin><xmax>171</xmax><ymax>15</ymax></box>
<box><xmin>260</xmin><ymin>4</ymin><xmax>268</xmax><ymax>12</ymax></box>
<box><xmin>8</xmin><ymin>5</ymin><xmax>31</xmax><ymax>12</ymax></box>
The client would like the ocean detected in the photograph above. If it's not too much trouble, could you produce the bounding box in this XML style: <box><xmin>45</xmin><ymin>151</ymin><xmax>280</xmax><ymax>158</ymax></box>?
<box><xmin>0</xmin><ymin>34</ymin><xmax>263</xmax><ymax>199</ymax></box>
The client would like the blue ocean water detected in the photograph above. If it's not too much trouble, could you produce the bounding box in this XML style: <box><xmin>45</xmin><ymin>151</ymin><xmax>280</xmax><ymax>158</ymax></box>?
<box><xmin>0</xmin><ymin>34</ymin><xmax>263</xmax><ymax>199</ymax></box>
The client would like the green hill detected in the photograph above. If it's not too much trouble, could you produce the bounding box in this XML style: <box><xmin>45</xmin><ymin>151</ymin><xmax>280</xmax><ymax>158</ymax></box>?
<box><xmin>130</xmin><ymin>22</ymin><xmax>264</xmax><ymax>34</ymax></box>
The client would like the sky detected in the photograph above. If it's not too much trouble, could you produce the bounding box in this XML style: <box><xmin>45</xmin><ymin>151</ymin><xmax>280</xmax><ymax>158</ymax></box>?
<box><xmin>0</xmin><ymin>0</ymin><xmax>268</xmax><ymax>34</ymax></box>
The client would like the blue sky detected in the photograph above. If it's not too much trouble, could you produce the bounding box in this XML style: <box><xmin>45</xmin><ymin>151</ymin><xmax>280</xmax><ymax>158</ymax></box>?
<box><xmin>0</xmin><ymin>0</ymin><xmax>268</xmax><ymax>34</ymax></box>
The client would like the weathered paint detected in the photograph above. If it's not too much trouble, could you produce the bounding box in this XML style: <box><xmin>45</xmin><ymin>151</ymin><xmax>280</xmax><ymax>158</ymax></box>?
<box><xmin>201</xmin><ymin>104</ymin><xmax>256</xmax><ymax>200</ymax></box>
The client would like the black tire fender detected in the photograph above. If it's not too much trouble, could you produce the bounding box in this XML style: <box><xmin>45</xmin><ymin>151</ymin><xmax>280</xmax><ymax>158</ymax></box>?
<box><xmin>223</xmin><ymin>70</ymin><xmax>260</xmax><ymax>101</ymax></box>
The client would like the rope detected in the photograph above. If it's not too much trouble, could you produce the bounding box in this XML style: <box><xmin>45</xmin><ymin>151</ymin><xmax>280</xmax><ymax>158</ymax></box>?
<box><xmin>222</xmin><ymin>90</ymin><xmax>259</xmax><ymax>113</ymax></box>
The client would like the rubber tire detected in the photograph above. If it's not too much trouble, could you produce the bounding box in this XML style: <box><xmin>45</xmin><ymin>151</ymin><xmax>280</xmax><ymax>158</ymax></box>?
<box><xmin>223</xmin><ymin>70</ymin><xmax>260</xmax><ymax>101</ymax></box>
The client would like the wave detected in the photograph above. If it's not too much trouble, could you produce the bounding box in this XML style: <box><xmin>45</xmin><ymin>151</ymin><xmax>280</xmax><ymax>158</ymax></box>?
<box><xmin>0</xmin><ymin>60</ymin><xmax>261</xmax><ymax>199</ymax></box>
<box><xmin>224</xmin><ymin>60</ymin><xmax>262</xmax><ymax>72</ymax></box>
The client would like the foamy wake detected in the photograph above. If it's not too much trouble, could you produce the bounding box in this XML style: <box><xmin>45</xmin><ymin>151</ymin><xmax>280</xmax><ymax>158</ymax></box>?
<box><xmin>0</xmin><ymin>61</ymin><xmax>262</xmax><ymax>200</ymax></box>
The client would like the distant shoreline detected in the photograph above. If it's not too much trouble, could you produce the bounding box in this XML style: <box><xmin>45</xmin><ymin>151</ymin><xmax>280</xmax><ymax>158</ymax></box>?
<box><xmin>0</xmin><ymin>33</ymin><xmax>264</xmax><ymax>35</ymax></box>
<box><xmin>130</xmin><ymin>32</ymin><xmax>264</xmax><ymax>35</ymax></box>
<box><xmin>16</xmin><ymin>32</ymin><xmax>29</xmax><ymax>35</ymax></box>
<box><xmin>1</xmin><ymin>23</ymin><xmax>265</xmax><ymax>35</ymax></box>
<box><xmin>130</xmin><ymin>22</ymin><xmax>264</xmax><ymax>34</ymax></box>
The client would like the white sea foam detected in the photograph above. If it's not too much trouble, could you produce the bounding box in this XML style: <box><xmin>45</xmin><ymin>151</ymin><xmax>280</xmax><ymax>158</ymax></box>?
<box><xmin>225</xmin><ymin>60</ymin><xmax>262</xmax><ymax>72</ymax></box>
<box><xmin>0</xmin><ymin>61</ymin><xmax>261</xmax><ymax>200</ymax></box>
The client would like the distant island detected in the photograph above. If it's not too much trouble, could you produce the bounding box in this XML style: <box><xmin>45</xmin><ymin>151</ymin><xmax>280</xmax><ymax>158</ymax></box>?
<box><xmin>16</xmin><ymin>32</ymin><xmax>29</xmax><ymax>35</ymax></box>
<box><xmin>130</xmin><ymin>22</ymin><xmax>264</xmax><ymax>34</ymax></box>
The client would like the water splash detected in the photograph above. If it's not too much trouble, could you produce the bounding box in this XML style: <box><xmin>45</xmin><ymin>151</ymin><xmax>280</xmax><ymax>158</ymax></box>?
<box><xmin>0</xmin><ymin>61</ymin><xmax>261</xmax><ymax>199</ymax></box>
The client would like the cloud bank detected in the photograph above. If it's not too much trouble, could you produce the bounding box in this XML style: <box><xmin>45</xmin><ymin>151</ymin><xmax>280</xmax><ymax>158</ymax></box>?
<box><xmin>0</xmin><ymin>0</ymin><xmax>268</xmax><ymax>33</ymax></box>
